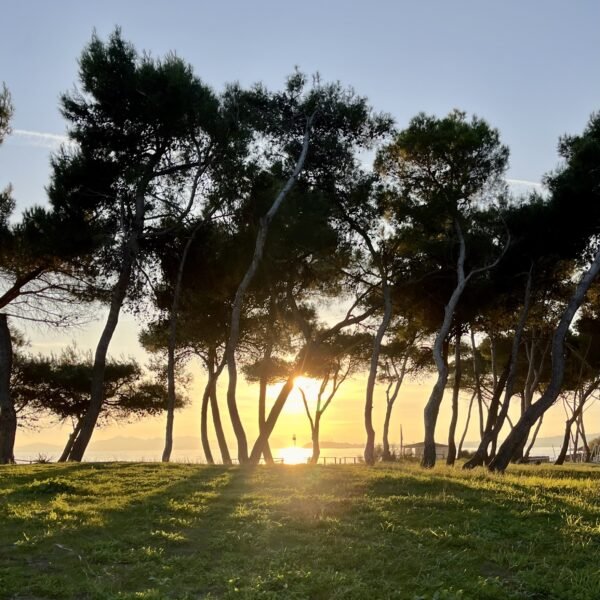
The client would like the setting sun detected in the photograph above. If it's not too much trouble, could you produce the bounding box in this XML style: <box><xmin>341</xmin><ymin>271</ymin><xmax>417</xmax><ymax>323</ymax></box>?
<box><xmin>277</xmin><ymin>376</ymin><xmax>322</xmax><ymax>415</ymax></box>
<box><xmin>276</xmin><ymin>446</ymin><xmax>312</xmax><ymax>464</ymax></box>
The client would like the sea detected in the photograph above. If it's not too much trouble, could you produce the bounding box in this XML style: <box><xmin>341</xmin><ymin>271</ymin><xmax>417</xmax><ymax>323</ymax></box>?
<box><xmin>13</xmin><ymin>444</ymin><xmax>567</xmax><ymax>465</ymax></box>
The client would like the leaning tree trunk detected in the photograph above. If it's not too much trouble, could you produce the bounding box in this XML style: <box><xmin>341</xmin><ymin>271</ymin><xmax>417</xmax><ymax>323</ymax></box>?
<box><xmin>200</xmin><ymin>380</ymin><xmax>215</xmax><ymax>465</ymax></box>
<box><xmin>382</xmin><ymin>378</ymin><xmax>402</xmax><ymax>461</ymax></box>
<box><xmin>364</xmin><ymin>276</ymin><xmax>392</xmax><ymax>465</ymax></box>
<box><xmin>209</xmin><ymin>380</ymin><xmax>231</xmax><ymax>465</ymax></box>
<box><xmin>423</xmin><ymin>219</ymin><xmax>477</xmax><ymax>468</ymax></box>
<box><xmin>249</xmin><ymin>374</ymin><xmax>297</xmax><ymax>464</ymax></box>
<box><xmin>457</xmin><ymin>391</ymin><xmax>476</xmax><ymax>458</ymax></box>
<box><xmin>258</xmin><ymin>311</ymin><xmax>276</xmax><ymax>464</ymax></box>
<box><xmin>58</xmin><ymin>418</ymin><xmax>84</xmax><ymax>463</ymax></box>
<box><xmin>447</xmin><ymin>328</ymin><xmax>462</xmax><ymax>465</ymax></box>
<box><xmin>464</xmin><ymin>269</ymin><xmax>533</xmax><ymax>469</ymax></box>
<box><xmin>523</xmin><ymin>415</ymin><xmax>543</xmax><ymax>461</ymax></box>
<box><xmin>163</xmin><ymin>224</ymin><xmax>201</xmax><ymax>462</ymax></box>
<box><xmin>225</xmin><ymin>116</ymin><xmax>314</xmax><ymax>464</ymax></box>
<box><xmin>0</xmin><ymin>314</ymin><xmax>15</xmax><ymax>464</ymax></box>
<box><xmin>470</xmin><ymin>330</ymin><xmax>485</xmax><ymax>439</ymax></box>
<box><xmin>67</xmin><ymin>252</ymin><xmax>134</xmax><ymax>462</ymax></box>
<box><xmin>578</xmin><ymin>412</ymin><xmax>590</xmax><ymax>461</ymax></box>
<box><xmin>310</xmin><ymin>412</ymin><xmax>321</xmax><ymax>465</ymax></box>
<box><xmin>489</xmin><ymin>247</ymin><xmax>600</xmax><ymax>472</ymax></box>
<box><xmin>462</xmin><ymin>363</ymin><xmax>509</xmax><ymax>468</ymax></box>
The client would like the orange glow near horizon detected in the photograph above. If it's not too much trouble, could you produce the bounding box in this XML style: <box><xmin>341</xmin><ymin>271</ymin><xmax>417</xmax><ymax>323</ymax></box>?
<box><xmin>276</xmin><ymin>446</ymin><xmax>312</xmax><ymax>465</ymax></box>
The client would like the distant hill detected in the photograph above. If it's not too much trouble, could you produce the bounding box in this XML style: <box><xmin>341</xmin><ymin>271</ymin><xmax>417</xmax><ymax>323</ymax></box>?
<box><xmin>302</xmin><ymin>441</ymin><xmax>363</xmax><ymax>449</ymax></box>
<box><xmin>16</xmin><ymin>434</ymin><xmax>293</xmax><ymax>455</ymax></box>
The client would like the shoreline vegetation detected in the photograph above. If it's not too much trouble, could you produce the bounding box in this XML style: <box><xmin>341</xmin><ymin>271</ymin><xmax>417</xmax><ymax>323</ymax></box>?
<box><xmin>1</xmin><ymin>462</ymin><xmax>599</xmax><ymax>599</ymax></box>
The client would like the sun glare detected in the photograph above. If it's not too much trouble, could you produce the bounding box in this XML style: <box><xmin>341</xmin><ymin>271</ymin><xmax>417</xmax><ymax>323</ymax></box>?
<box><xmin>276</xmin><ymin>446</ymin><xmax>312</xmax><ymax>465</ymax></box>
<box><xmin>274</xmin><ymin>376</ymin><xmax>322</xmax><ymax>415</ymax></box>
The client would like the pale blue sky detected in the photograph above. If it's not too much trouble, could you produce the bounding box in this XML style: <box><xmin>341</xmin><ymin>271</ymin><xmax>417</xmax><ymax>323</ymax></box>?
<box><xmin>3</xmin><ymin>1</ymin><xmax>600</xmax><ymax>449</ymax></box>
<box><xmin>1</xmin><ymin>0</ymin><xmax>600</xmax><ymax>212</ymax></box>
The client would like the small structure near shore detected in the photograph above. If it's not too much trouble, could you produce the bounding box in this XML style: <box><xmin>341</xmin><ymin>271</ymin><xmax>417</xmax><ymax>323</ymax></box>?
<box><xmin>402</xmin><ymin>442</ymin><xmax>449</xmax><ymax>459</ymax></box>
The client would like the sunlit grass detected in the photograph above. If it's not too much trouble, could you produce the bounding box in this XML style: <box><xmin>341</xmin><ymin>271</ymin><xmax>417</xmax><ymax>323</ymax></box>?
<box><xmin>1</xmin><ymin>462</ymin><xmax>600</xmax><ymax>598</ymax></box>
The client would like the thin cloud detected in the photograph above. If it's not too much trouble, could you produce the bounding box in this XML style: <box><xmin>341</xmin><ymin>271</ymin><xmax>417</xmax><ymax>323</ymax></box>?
<box><xmin>10</xmin><ymin>128</ymin><xmax>73</xmax><ymax>149</ymax></box>
<box><xmin>506</xmin><ymin>178</ymin><xmax>544</xmax><ymax>189</ymax></box>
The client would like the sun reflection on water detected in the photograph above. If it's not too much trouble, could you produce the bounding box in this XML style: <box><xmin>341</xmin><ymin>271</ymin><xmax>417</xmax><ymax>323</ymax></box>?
<box><xmin>276</xmin><ymin>446</ymin><xmax>312</xmax><ymax>465</ymax></box>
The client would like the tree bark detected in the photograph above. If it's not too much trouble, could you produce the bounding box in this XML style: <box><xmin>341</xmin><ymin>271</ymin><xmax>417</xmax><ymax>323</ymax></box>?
<box><xmin>200</xmin><ymin>380</ymin><xmax>214</xmax><ymax>464</ymax></box>
<box><xmin>489</xmin><ymin>247</ymin><xmax>600</xmax><ymax>472</ymax></box>
<box><xmin>470</xmin><ymin>330</ymin><xmax>485</xmax><ymax>439</ymax></box>
<box><xmin>457</xmin><ymin>391</ymin><xmax>476</xmax><ymax>458</ymax></box>
<box><xmin>0</xmin><ymin>314</ymin><xmax>15</xmax><ymax>464</ymax></box>
<box><xmin>554</xmin><ymin>384</ymin><xmax>595</xmax><ymax>464</ymax></box>
<box><xmin>249</xmin><ymin>374</ymin><xmax>296</xmax><ymax>464</ymax></box>
<box><xmin>523</xmin><ymin>415</ymin><xmax>543</xmax><ymax>460</ymax></box>
<box><xmin>463</xmin><ymin>269</ymin><xmax>533</xmax><ymax>468</ymax></box>
<box><xmin>446</xmin><ymin>328</ymin><xmax>462</xmax><ymax>465</ymax></box>
<box><xmin>58</xmin><ymin>418</ymin><xmax>83</xmax><ymax>463</ymax></box>
<box><xmin>162</xmin><ymin>223</ymin><xmax>202</xmax><ymax>462</ymax></box>
<box><xmin>66</xmin><ymin>247</ymin><xmax>135</xmax><ymax>462</ymax></box>
<box><xmin>364</xmin><ymin>277</ymin><xmax>392</xmax><ymax>465</ymax></box>
<box><xmin>310</xmin><ymin>413</ymin><xmax>321</xmax><ymax>465</ymax></box>
<box><xmin>225</xmin><ymin>115</ymin><xmax>315</xmax><ymax>464</ymax></box>
<box><xmin>382</xmin><ymin>378</ymin><xmax>402</xmax><ymax>460</ymax></box>
<box><xmin>210</xmin><ymin>380</ymin><xmax>231</xmax><ymax>465</ymax></box>
<box><xmin>462</xmin><ymin>363</ymin><xmax>509</xmax><ymax>468</ymax></box>
<box><xmin>423</xmin><ymin>219</ymin><xmax>469</xmax><ymax>468</ymax></box>
<box><xmin>66</xmin><ymin>165</ymin><xmax>156</xmax><ymax>463</ymax></box>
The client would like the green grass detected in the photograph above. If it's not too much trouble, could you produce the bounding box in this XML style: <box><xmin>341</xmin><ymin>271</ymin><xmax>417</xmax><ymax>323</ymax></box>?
<box><xmin>1</xmin><ymin>462</ymin><xmax>600</xmax><ymax>599</ymax></box>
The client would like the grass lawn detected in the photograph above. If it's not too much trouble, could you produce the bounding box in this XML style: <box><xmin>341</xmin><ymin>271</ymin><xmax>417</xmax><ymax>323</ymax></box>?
<box><xmin>1</xmin><ymin>462</ymin><xmax>600</xmax><ymax>599</ymax></box>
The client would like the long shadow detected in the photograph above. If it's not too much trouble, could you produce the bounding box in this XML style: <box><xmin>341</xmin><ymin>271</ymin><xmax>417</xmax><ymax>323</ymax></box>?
<box><xmin>2</xmin><ymin>463</ymin><xmax>600</xmax><ymax>599</ymax></box>
<box><xmin>1</xmin><ymin>463</ymin><xmax>247</xmax><ymax>598</ymax></box>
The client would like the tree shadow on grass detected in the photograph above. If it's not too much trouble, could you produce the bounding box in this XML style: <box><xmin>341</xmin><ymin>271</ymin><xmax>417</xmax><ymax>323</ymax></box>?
<box><xmin>3</xmin><ymin>463</ymin><xmax>600</xmax><ymax>599</ymax></box>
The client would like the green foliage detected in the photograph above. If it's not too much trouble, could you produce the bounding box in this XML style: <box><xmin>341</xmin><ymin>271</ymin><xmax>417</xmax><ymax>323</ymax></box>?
<box><xmin>1</xmin><ymin>463</ymin><xmax>600</xmax><ymax>599</ymax></box>
<box><xmin>0</xmin><ymin>83</ymin><xmax>12</xmax><ymax>144</ymax></box>
<box><xmin>12</xmin><ymin>347</ymin><xmax>185</xmax><ymax>426</ymax></box>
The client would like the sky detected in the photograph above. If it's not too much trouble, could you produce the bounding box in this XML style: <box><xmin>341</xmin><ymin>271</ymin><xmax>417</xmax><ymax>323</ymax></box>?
<box><xmin>1</xmin><ymin>1</ymin><xmax>600</xmax><ymax>457</ymax></box>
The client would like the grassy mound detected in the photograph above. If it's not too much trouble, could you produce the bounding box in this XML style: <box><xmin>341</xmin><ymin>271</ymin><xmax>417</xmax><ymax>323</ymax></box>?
<box><xmin>1</xmin><ymin>462</ymin><xmax>599</xmax><ymax>599</ymax></box>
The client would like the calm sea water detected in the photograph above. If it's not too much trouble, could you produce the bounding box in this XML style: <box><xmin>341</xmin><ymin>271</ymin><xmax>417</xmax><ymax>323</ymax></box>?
<box><xmin>14</xmin><ymin>444</ymin><xmax>565</xmax><ymax>464</ymax></box>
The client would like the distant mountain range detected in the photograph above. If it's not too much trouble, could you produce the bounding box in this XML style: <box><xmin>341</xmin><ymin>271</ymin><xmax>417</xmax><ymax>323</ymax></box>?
<box><xmin>18</xmin><ymin>431</ymin><xmax>596</xmax><ymax>457</ymax></box>
<box><xmin>15</xmin><ymin>434</ymin><xmax>292</xmax><ymax>454</ymax></box>
<box><xmin>302</xmin><ymin>441</ymin><xmax>363</xmax><ymax>449</ymax></box>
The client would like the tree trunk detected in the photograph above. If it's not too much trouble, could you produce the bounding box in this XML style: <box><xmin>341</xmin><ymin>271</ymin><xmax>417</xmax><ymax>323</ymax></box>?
<box><xmin>0</xmin><ymin>314</ymin><xmax>15</xmax><ymax>464</ymax></box>
<box><xmin>422</xmin><ymin>339</ymin><xmax>450</xmax><ymax>467</ymax></box>
<box><xmin>310</xmin><ymin>413</ymin><xmax>321</xmax><ymax>464</ymax></box>
<box><xmin>489</xmin><ymin>247</ymin><xmax>600</xmax><ymax>472</ymax></box>
<box><xmin>578</xmin><ymin>411</ymin><xmax>590</xmax><ymax>461</ymax></box>
<box><xmin>462</xmin><ymin>363</ymin><xmax>509</xmax><ymax>468</ymax></box>
<box><xmin>200</xmin><ymin>380</ymin><xmax>214</xmax><ymax>465</ymax></box>
<box><xmin>423</xmin><ymin>219</ymin><xmax>473</xmax><ymax>468</ymax></box>
<box><xmin>364</xmin><ymin>277</ymin><xmax>392</xmax><ymax>465</ymax></box>
<box><xmin>470</xmin><ymin>330</ymin><xmax>485</xmax><ymax>439</ymax></box>
<box><xmin>457</xmin><ymin>391</ymin><xmax>476</xmax><ymax>458</ymax></box>
<box><xmin>523</xmin><ymin>415</ymin><xmax>543</xmax><ymax>460</ymax></box>
<box><xmin>67</xmin><ymin>166</ymin><xmax>154</xmax><ymax>463</ymax></box>
<box><xmin>259</xmin><ymin>310</ymin><xmax>276</xmax><ymax>464</ymax></box>
<box><xmin>249</xmin><ymin>375</ymin><xmax>296</xmax><ymax>464</ymax></box>
<box><xmin>162</xmin><ymin>223</ymin><xmax>201</xmax><ymax>462</ymax></box>
<box><xmin>447</xmin><ymin>328</ymin><xmax>462</xmax><ymax>466</ymax></box>
<box><xmin>209</xmin><ymin>380</ymin><xmax>231</xmax><ymax>465</ymax></box>
<box><xmin>382</xmin><ymin>380</ymin><xmax>400</xmax><ymax>461</ymax></box>
<box><xmin>258</xmin><ymin>371</ymin><xmax>274</xmax><ymax>464</ymax></box>
<box><xmin>58</xmin><ymin>418</ymin><xmax>83</xmax><ymax>463</ymax></box>
<box><xmin>464</xmin><ymin>269</ymin><xmax>533</xmax><ymax>469</ymax></box>
<box><xmin>225</xmin><ymin>116</ymin><xmax>314</xmax><ymax>464</ymax></box>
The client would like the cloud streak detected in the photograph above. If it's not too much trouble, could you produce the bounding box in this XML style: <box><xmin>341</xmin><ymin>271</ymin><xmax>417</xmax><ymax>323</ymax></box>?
<box><xmin>506</xmin><ymin>178</ymin><xmax>544</xmax><ymax>189</ymax></box>
<box><xmin>10</xmin><ymin>128</ymin><xmax>72</xmax><ymax>149</ymax></box>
